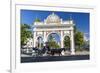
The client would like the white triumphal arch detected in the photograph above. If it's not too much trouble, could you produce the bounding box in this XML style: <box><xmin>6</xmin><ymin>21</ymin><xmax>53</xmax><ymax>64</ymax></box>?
<box><xmin>33</xmin><ymin>12</ymin><xmax>75</xmax><ymax>55</ymax></box>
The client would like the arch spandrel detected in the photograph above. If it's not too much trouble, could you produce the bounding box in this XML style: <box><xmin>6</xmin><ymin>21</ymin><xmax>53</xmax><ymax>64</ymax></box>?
<box><xmin>46</xmin><ymin>31</ymin><xmax>61</xmax><ymax>39</ymax></box>
<box><xmin>63</xmin><ymin>31</ymin><xmax>71</xmax><ymax>38</ymax></box>
<box><xmin>36</xmin><ymin>31</ymin><xmax>44</xmax><ymax>37</ymax></box>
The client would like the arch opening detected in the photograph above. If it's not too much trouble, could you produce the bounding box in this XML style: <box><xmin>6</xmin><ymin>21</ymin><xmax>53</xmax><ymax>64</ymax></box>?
<box><xmin>36</xmin><ymin>36</ymin><xmax>44</xmax><ymax>49</ymax></box>
<box><xmin>47</xmin><ymin>32</ymin><xmax>61</xmax><ymax>49</ymax></box>
<box><xmin>63</xmin><ymin>35</ymin><xmax>70</xmax><ymax>51</ymax></box>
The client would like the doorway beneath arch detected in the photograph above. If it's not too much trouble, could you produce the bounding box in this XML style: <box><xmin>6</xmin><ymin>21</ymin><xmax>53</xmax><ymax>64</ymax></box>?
<box><xmin>36</xmin><ymin>36</ymin><xmax>44</xmax><ymax>49</ymax></box>
<box><xmin>63</xmin><ymin>35</ymin><xmax>70</xmax><ymax>51</ymax></box>
<box><xmin>47</xmin><ymin>32</ymin><xmax>61</xmax><ymax>49</ymax></box>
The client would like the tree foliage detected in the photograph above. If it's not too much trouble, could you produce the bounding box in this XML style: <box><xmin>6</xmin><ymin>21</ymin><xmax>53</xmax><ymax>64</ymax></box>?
<box><xmin>35</xmin><ymin>18</ymin><xmax>41</xmax><ymax>22</ymax></box>
<box><xmin>21</xmin><ymin>24</ymin><xmax>32</xmax><ymax>46</ymax></box>
<box><xmin>74</xmin><ymin>27</ymin><xmax>84</xmax><ymax>51</ymax></box>
<box><xmin>48</xmin><ymin>35</ymin><xmax>60</xmax><ymax>49</ymax></box>
<box><xmin>64</xmin><ymin>36</ymin><xmax>70</xmax><ymax>48</ymax></box>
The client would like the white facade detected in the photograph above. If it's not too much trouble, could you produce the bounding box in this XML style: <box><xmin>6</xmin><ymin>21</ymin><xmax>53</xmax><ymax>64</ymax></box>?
<box><xmin>33</xmin><ymin>12</ymin><xmax>75</xmax><ymax>55</ymax></box>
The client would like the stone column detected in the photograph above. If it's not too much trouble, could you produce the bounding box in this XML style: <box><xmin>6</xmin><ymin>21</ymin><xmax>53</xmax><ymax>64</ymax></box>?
<box><xmin>43</xmin><ymin>31</ymin><xmax>47</xmax><ymax>46</ymax></box>
<box><xmin>61</xmin><ymin>31</ymin><xmax>64</xmax><ymax>48</ymax></box>
<box><xmin>33</xmin><ymin>31</ymin><xmax>36</xmax><ymax>47</ymax></box>
<box><xmin>70</xmin><ymin>30</ymin><xmax>75</xmax><ymax>55</ymax></box>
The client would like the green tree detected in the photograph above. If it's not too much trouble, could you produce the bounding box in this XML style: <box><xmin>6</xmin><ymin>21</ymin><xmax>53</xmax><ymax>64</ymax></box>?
<box><xmin>48</xmin><ymin>40</ymin><xmax>60</xmax><ymax>49</ymax></box>
<box><xmin>21</xmin><ymin>24</ymin><xmax>32</xmax><ymax>46</ymax></box>
<box><xmin>34</xmin><ymin>18</ymin><xmax>41</xmax><ymax>22</ymax></box>
<box><xmin>64</xmin><ymin>36</ymin><xmax>70</xmax><ymax>48</ymax></box>
<box><xmin>48</xmin><ymin>35</ymin><xmax>60</xmax><ymax>49</ymax></box>
<box><xmin>74</xmin><ymin>31</ymin><xmax>84</xmax><ymax>51</ymax></box>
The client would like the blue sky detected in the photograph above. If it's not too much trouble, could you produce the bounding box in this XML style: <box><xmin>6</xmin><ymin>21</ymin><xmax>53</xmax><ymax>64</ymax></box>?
<box><xmin>21</xmin><ymin>10</ymin><xmax>90</xmax><ymax>41</ymax></box>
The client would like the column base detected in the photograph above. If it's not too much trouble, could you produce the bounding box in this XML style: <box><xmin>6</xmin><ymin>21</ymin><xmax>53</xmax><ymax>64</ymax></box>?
<box><xmin>71</xmin><ymin>51</ymin><xmax>75</xmax><ymax>55</ymax></box>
